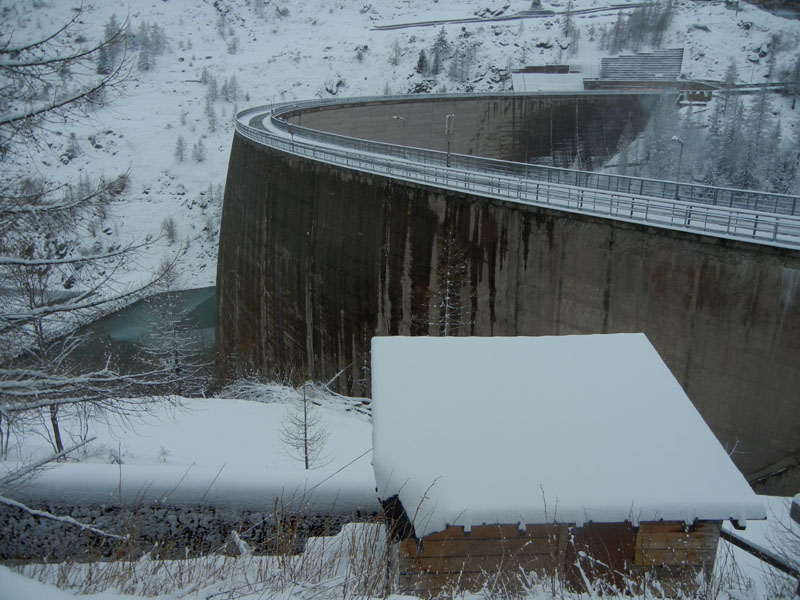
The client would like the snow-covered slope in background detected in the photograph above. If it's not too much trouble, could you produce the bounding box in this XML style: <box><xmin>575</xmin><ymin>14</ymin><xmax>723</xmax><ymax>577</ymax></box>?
<box><xmin>4</xmin><ymin>0</ymin><xmax>799</xmax><ymax>291</ymax></box>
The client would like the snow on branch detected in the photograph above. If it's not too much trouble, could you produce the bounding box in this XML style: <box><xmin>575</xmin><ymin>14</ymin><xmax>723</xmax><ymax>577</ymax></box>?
<box><xmin>0</xmin><ymin>9</ymin><xmax>80</xmax><ymax>55</ymax></box>
<box><xmin>0</xmin><ymin>437</ymin><xmax>96</xmax><ymax>487</ymax></box>
<box><xmin>0</xmin><ymin>243</ymin><xmax>146</xmax><ymax>267</ymax></box>
<box><xmin>0</xmin><ymin>264</ymin><xmax>169</xmax><ymax>326</ymax></box>
<box><xmin>0</xmin><ymin>494</ymin><xmax>124</xmax><ymax>540</ymax></box>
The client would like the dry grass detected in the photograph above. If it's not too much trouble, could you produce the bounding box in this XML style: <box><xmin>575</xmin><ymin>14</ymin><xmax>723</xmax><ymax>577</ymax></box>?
<box><xmin>10</xmin><ymin>509</ymin><xmax>793</xmax><ymax>600</ymax></box>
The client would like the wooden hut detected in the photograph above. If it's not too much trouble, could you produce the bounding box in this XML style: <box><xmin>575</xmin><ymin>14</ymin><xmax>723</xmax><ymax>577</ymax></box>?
<box><xmin>370</xmin><ymin>334</ymin><xmax>765</xmax><ymax>597</ymax></box>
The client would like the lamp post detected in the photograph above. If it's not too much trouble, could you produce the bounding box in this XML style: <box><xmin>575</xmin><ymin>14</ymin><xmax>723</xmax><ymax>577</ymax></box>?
<box><xmin>392</xmin><ymin>115</ymin><xmax>406</xmax><ymax>157</ymax></box>
<box><xmin>445</xmin><ymin>113</ymin><xmax>455</xmax><ymax>167</ymax></box>
<box><xmin>671</xmin><ymin>135</ymin><xmax>684</xmax><ymax>180</ymax></box>
<box><xmin>671</xmin><ymin>135</ymin><xmax>684</xmax><ymax>200</ymax></box>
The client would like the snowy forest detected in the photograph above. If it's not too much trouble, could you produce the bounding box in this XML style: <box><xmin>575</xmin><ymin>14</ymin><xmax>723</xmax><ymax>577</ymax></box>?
<box><xmin>619</xmin><ymin>61</ymin><xmax>800</xmax><ymax>193</ymax></box>
<box><xmin>1</xmin><ymin>0</ymin><xmax>799</xmax><ymax>598</ymax></box>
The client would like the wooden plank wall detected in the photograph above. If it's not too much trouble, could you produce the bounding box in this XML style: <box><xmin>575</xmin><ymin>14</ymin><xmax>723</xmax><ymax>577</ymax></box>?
<box><xmin>632</xmin><ymin>521</ymin><xmax>721</xmax><ymax>597</ymax></box>
<box><xmin>394</xmin><ymin>521</ymin><xmax>721</xmax><ymax>597</ymax></box>
<box><xmin>396</xmin><ymin>523</ymin><xmax>568</xmax><ymax>595</ymax></box>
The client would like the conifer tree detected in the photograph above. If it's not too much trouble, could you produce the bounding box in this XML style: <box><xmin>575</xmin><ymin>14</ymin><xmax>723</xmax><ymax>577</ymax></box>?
<box><xmin>416</xmin><ymin>49</ymin><xmax>429</xmax><ymax>75</ymax></box>
<box><xmin>192</xmin><ymin>139</ymin><xmax>206</xmax><ymax>162</ymax></box>
<box><xmin>96</xmin><ymin>45</ymin><xmax>111</xmax><ymax>75</ymax></box>
<box><xmin>389</xmin><ymin>39</ymin><xmax>402</xmax><ymax>66</ymax></box>
<box><xmin>104</xmin><ymin>15</ymin><xmax>123</xmax><ymax>64</ymax></box>
<box><xmin>432</xmin><ymin>27</ymin><xmax>451</xmax><ymax>61</ymax></box>
<box><xmin>136</xmin><ymin>22</ymin><xmax>153</xmax><ymax>71</ymax></box>
<box><xmin>174</xmin><ymin>135</ymin><xmax>186</xmax><ymax>162</ymax></box>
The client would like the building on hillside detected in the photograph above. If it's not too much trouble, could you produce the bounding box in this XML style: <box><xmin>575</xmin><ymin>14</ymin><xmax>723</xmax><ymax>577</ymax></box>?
<box><xmin>584</xmin><ymin>48</ymin><xmax>696</xmax><ymax>92</ymax></box>
<box><xmin>515</xmin><ymin>50</ymin><xmax>712</xmax><ymax>100</ymax></box>
<box><xmin>510</xmin><ymin>65</ymin><xmax>585</xmax><ymax>92</ymax></box>
<box><xmin>371</xmin><ymin>334</ymin><xmax>766</xmax><ymax>597</ymax></box>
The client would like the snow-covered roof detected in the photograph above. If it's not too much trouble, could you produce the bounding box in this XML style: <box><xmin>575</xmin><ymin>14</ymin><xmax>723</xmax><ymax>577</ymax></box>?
<box><xmin>510</xmin><ymin>72</ymin><xmax>585</xmax><ymax>92</ymax></box>
<box><xmin>371</xmin><ymin>334</ymin><xmax>765</xmax><ymax>539</ymax></box>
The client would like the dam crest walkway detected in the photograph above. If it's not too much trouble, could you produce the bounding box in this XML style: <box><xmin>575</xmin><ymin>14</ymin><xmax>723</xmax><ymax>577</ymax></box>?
<box><xmin>235</xmin><ymin>94</ymin><xmax>800</xmax><ymax>250</ymax></box>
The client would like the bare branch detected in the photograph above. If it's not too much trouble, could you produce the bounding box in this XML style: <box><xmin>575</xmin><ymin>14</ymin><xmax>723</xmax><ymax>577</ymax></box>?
<box><xmin>0</xmin><ymin>240</ymin><xmax>154</xmax><ymax>267</ymax></box>
<box><xmin>0</xmin><ymin>437</ymin><xmax>95</xmax><ymax>487</ymax></box>
<box><xmin>0</xmin><ymin>494</ymin><xmax>124</xmax><ymax>540</ymax></box>
<box><xmin>0</xmin><ymin>59</ymin><xmax>125</xmax><ymax>131</ymax></box>
<box><xmin>0</xmin><ymin>29</ymin><xmax>125</xmax><ymax>70</ymax></box>
<box><xmin>0</xmin><ymin>259</ymin><xmax>171</xmax><ymax>328</ymax></box>
<box><xmin>0</xmin><ymin>9</ymin><xmax>80</xmax><ymax>55</ymax></box>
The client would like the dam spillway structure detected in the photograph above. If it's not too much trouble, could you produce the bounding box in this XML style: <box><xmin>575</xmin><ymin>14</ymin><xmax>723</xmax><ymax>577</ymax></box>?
<box><xmin>217</xmin><ymin>93</ymin><xmax>800</xmax><ymax>491</ymax></box>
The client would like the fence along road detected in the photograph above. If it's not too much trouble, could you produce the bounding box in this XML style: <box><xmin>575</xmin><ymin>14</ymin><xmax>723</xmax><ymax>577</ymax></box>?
<box><xmin>235</xmin><ymin>95</ymin><xmax>800</xmax><ymax>250</ymax></box>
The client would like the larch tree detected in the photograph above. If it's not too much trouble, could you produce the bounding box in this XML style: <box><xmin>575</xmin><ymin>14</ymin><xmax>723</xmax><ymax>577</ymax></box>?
<box><xmin>429</xmin><ymin>221</ymin><xmax>470</xmax><ymax>336</ymax></box>
<box><xmin>280</xmin><ymin>383</ymin><xmax>329</xmax><ymax>470</ymax></box>
<box><xmin>0</xmin><ymin>7</ymin><xmax>175</xmax><ymax>480</ymax></box>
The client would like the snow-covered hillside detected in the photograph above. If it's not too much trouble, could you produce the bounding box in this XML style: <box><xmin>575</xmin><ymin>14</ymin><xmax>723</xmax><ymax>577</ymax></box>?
<box><xmin>3</xmin><ymin>0</ymin><xmax>799</xmax><ymax>291</ymax></box>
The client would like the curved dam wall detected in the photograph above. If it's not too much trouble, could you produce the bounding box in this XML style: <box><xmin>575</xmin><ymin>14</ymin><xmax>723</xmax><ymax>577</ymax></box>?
<box><xmin>218</xmin><ymin>98</ymin><xmax>800</xmax><ymax>484</ymax></box>
<box><xmin>284</xmin><ymin>94</ymin><xmax>656</xmax><ymax>168</ymax></box>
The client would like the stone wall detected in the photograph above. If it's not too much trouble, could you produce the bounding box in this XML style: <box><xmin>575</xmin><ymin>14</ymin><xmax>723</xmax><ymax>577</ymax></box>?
<box><xmin>0</xmin><ymin>502</ymin><xmax>359</xmax><ymax>560</ymax></box>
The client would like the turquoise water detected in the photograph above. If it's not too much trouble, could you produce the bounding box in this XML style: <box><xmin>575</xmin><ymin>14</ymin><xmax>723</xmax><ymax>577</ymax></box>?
<box><xmin>75</xmin><ymin>286</ymin><xmax>216</xmax><ymax>377</ymax></box>
<box><xmin>93</xmin><ymin>286</ymin><xmax>215</xmax><ymax>343</ymax></box>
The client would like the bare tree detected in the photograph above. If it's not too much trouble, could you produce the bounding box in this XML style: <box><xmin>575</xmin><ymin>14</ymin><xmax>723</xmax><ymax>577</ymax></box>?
<box><xmin>762</xmin><ymin>500</ymin><xmax>800</xmax><ymax>598</ymax></box>
<box><xmin>0</xmin><ymin>9</ymin><xmax>193</xmax><ymax>547</ymax></box>
<box><xmin>0</xmin><ymin>8</ymin><xmax>176</xmax><ymax>456</ymax></box>
<box><xmin>280</xmin><ymin>383</ymin><xmax>329</xmax><ymax>470</ymax></box>
<box><xmin>0</xmin><ymin>9</ymin><xmax>128</xmax><ymax>150</ymax></box>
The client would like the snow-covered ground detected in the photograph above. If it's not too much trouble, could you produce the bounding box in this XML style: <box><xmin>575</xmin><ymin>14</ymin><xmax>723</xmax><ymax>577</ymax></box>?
<box><xmin>0</xmin><ymin>386</ymin><xmax>797</xmax><ymax>598</ymax></box>
<box><xmin>4</xmin><ymin>0</ymin><xmax>800</xmax><ymax>292</ymax></box>
<box><xmin>1</xmin><ymin>400</ymin><xmax>797</xmax><ymax>600</ymax></box>
<box><xmin>2</xmin><ymin>391</ymin><xmax>375</xmax><ymax>511</ymax></box>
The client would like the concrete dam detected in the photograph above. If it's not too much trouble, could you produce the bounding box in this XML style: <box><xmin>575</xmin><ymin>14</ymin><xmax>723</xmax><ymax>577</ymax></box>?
<box><xmin>217</xmin><ymin>93</ymin><xmax>800</xmax><ymax>490</ymax></box>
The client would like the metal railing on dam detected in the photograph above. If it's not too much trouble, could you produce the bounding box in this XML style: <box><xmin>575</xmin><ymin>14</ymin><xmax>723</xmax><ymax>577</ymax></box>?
<box><xmin>235</xmin><ymin>95</ymin><xmax>800</xmax><ymax>250</ymax></box>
